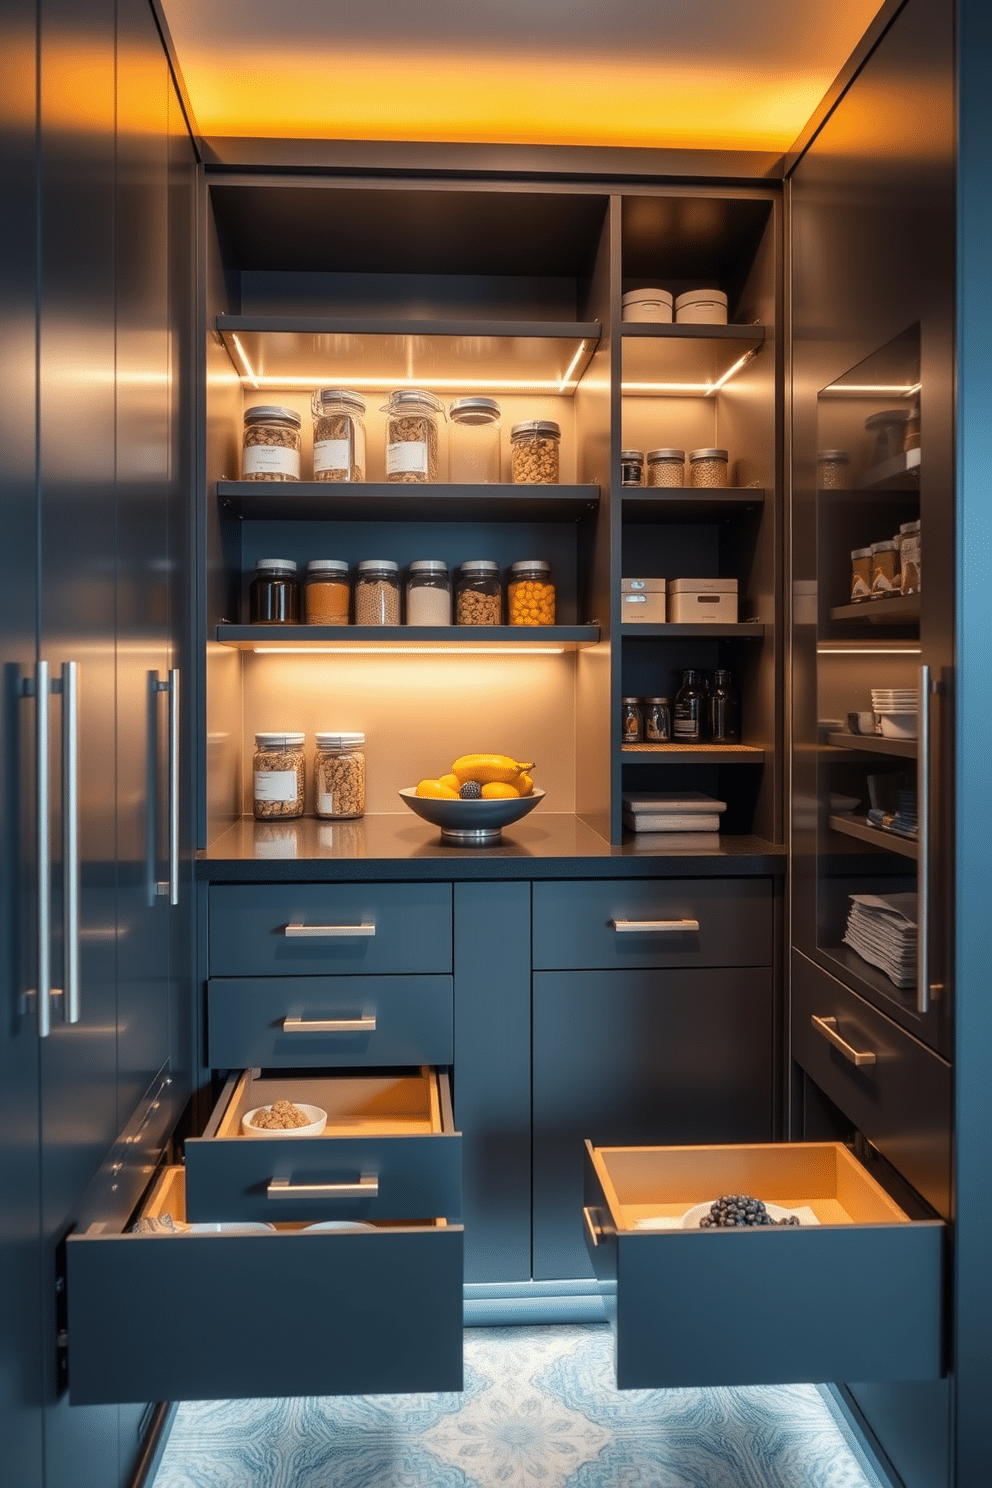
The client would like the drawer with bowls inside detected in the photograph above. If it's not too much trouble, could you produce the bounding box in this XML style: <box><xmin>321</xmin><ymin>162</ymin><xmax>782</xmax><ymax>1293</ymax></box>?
<box><xmin>583</xmin><ymin>1139</ymin><xmax>945</xmax><ymax>1389</ymax></box>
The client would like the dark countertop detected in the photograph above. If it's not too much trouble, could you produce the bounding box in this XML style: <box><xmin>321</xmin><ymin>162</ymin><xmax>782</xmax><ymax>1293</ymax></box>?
<box><xmin>196</xmin><ymin>814</ymin><xmax>787</xmax><ymax>881</ymax></box>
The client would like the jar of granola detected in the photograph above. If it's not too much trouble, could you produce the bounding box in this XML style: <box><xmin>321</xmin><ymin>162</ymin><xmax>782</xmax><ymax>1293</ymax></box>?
<box><xmin>242</xmin><ymin>406</ymin><xmax>301</xmax><ymax>482</ymax></box>
<box><xmin>311</xmin><ymin>389</ymin><xmax>366</xmax><ymax>482</ymax></box>
<box><xmin>382</xmin><ymin>390</ymin><xmax>444</xmax><ymax>483</ymax></box>
<box><xmin>253</xmin><ymin>733</ymin><xmax>305</xmax><ymax>820</ymax></box>
<box><xmin>510</xmin><ymin>421</ymin><xmax>560</xmax><ymax>484</ymax></box>
<box><xmin>456</xmin><ymin>561</ymin><xmax>502</xmax><ymax>625</ymax></box>
<box><xmin>314</xmin><ymin>733</ymin><xmax>365</xmax><ymax>820</ymax></box>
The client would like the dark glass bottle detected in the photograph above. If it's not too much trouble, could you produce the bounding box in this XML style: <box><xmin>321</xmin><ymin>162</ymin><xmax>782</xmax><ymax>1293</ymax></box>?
<box><xmin>673</xmin><ymin>669</ymin><xmax>705</xmax><ymax>742</ymax></box>
<box><xmin>708</xmin><ymin>669</ymin><xmax>739</xmax><ymax>742</ymax></box>
<box><xmin>249</xmin><ymin>558</ymin><xmax>300</xmax><ymax>624</ymax></box>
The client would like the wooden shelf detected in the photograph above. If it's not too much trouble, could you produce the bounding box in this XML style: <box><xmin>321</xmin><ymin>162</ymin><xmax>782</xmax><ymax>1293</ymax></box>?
<box><xmin>622</xmin><ymin>744</ymin><xmax>765</xmax><ymax>764</ymax></box>
<box><xmin>620</xmin><ymin>623</ymin><xmax>765</xmax><ymax>639</ymax></box>
<box><xmin>621</xmin><ymin>324</ymin><xmax>766</xmax><ymax>396</ymax></box>
<box><xmin>829</xmin><ymin>594</ymin><xmax>920</xmax><ymax>624</ymax></box>
<box><xmin>829</xmin><ymin>813</ymin><xmax>918</xmax><ymax>859</ymax></box>
<box><xmin>856</xmin><ymin>447</ymin><xmax>921</xmax><ymax>490</ymax></box>
<box><xmin>217</xmin><ymin>624</ymin><xmax>600</xmax><ymax>651</ymax></box>
<box><xmin>826</xmin><ymin>731</ymin><xmax>917</xmax><ymax>759</ymax></box>
<box><xmin>217</xmin><ymin>481</ymin><xmax>600</xmax><ymax>524</ymax></box>
<box><xmin>622</xmin><ymin>489</ymin><xmax>764</xmax><ymax>522</ymax></box>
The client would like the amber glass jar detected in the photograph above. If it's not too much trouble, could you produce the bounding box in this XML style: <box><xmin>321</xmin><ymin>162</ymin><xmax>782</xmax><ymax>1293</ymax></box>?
<box><xmin>249</xmin><ymin>559</ymin><xmax>300</xmax><ymax>624</ymax></box>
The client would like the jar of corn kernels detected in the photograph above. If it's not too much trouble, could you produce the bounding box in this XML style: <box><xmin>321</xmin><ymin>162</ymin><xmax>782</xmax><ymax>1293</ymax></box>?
<box><xmin>508</xmin><ymin>560</ymin><xmax>555</xmax><ymax>626</ymax></box>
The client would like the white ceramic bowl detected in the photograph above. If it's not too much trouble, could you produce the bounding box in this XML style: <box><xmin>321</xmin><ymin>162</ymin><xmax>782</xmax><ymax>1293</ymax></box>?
<box><xmin>878</xmin><ymin>713</ymin><xmax>918</xmax><ymax>738</ymax></box>
<box><xmin>242</xmin><ymin>1103</ymin><xmax>327</xmax><ymax>1138</ymax></box>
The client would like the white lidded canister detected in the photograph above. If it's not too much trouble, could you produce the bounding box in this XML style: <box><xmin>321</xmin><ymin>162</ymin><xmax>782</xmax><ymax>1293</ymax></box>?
<box><xmin>675</xmin><ymin>289</ymin><xmax>729</xmax><ymax>325</ymax></box>
<box><xmin>622</xmin><ymin>288</ymin><xmax>674</xmax><ymax>323</ymax></box>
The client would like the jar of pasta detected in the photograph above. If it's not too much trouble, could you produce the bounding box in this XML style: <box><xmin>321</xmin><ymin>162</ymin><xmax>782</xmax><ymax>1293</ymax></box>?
<box><xmin>382</xmin><ymin>390</ymin><xmax>444</xmax><ymax>483</ymax></box>
<box><xmin>508</xmin><ymin>560</ymin><xmax>555</xmax><ymax>626</ymax></box>
<box><xmin>252</xmin><ymin>733</ymin><xmax>305</xmax><ymax>820</ymax></box>
<box><xmin>311</xmin><ymin>389</ymin><xmax>366</xmax><ymax>482</ymax></box>
<box><xmin>242</xmin><ymin>406</ymin><xmax>301</xmax><ymax>482</ymax></box>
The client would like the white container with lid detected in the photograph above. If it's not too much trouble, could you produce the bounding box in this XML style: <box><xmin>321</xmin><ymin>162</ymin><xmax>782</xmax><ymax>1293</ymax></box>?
<box><xmin>668</xmin><ymin>577</ymin><xmax>738</xmax><ymax>623</ymax></box>
<box><xmin>622</xmin><ymin>288</ymin><xmax>674</xmax><ymax>323</ymax></box>
<box><xmin>675</xmin><ymin>289</ymin><xmax>729</xmax><ymax>325</ymax></box>
<box><xmin>621</xmin><ymin>577</ymin><xmax>667</xmax><ymax>622</ymax></box>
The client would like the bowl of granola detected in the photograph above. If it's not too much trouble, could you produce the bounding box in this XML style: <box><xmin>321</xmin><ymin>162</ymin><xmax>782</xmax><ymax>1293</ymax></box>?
<box><xmin>242</xmin><ymin>1099</ymin><xmax>327</xmax><ymax>1138</ymax></box>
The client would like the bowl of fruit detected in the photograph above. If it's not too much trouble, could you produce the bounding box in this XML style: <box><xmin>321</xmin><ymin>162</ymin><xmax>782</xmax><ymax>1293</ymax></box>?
<box><xmin>399</xmin><ymin>754</ymin><xmax>544</xmax><ymax>845</ymax></box>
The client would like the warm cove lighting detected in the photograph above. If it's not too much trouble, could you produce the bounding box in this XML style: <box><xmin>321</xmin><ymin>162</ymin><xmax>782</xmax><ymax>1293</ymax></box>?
<box><xmin>251</xmin><ymin>644</ymin><xmax>567</xmax><ymax>655</ymax></box>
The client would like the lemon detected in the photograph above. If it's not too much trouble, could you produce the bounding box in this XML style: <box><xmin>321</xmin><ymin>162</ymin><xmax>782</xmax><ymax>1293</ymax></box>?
<box><xmin>416</xmin><ymin>779</ymin><xmax>460</xmax><ymax>799</ymax></box>
<box><xmin>481</xmin><ymin>781</ymin><xmax>521</xmax><ymax>799</ymax></box>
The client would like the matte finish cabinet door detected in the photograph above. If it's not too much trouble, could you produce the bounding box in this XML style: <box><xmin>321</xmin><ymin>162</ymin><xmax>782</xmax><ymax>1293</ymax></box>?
<box><xmin>532</xmin><ymin>967</ymin><xmax>774</xmax><ymax>1278</ymax></box>
<box><xmin>209</xmin><ymin>883</ymin><xmax>453</xmax><ymax>975</ymax></box>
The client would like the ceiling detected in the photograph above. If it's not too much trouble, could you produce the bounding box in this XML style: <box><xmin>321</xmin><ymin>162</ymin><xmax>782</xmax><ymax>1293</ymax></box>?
<box><xmin>157</xmin><ymin>0</ymin><xmax>887</xmax><ymax>153</ymax></box>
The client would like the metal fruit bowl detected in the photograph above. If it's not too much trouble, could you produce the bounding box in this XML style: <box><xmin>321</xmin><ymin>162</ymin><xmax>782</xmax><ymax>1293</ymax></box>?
<box><xmin>398</xmin><ymin>787</ymin><xmax>545</xmax><ymax>845</ymax></box>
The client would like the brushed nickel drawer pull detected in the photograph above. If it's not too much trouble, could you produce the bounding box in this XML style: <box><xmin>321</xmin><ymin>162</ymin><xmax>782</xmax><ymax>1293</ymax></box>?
<box><xmin>267</xmin><ymin>1176</ymin><xmax>379</xmax><ymax>1200</ymax></box>
<box><xmin>583</xmin><ymin>1206</ymin><xmax>602</xmax><ymax>1247</ymax></box>
<box><xmin>611</xmin><ymin>918</ymin><xmax>700</xmax><ymax>933</ymax></box>
<box><xmin>284</xmin><ymin>923</ymin><xmax>376</xmax><ymax>938</ymax></box>
<box><xmin>282</xmin><ymin>1015</ymin><xmax>376</xmax><ymax>1034</ymax></box>
<box><xmin>811</xmin><ymin>1015</ymin><xmax>876</xmax><ymax>1067</ymax></box>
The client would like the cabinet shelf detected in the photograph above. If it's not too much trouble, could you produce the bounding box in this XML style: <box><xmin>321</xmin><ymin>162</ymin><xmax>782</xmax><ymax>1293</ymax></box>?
<box><xmin>216</xmin><ymin>624</ymin><xmax>601</xmax><ymax>652</ymax></box>
<box><xmin>829</xmin><ymin>594</ymin><xmax>920</xmax><ymax>624</ymax></box>
<box><xmin>826</xmin><ymin>731</ymin><xmax>917</xmax><ymax>759</ymax></box>
<box><xmin>215</xmin><ymin>316</ymin><xmax>600</xmax><ymax>393</ymax></box>
<box><xmin>622</xmin><ymin>489</ymin><xmax>764</xmax><ymax>521</ymax></box>
<box><xmin>621</xmin><ymin>324</ymin><xmax>766</xmax><ymax>396</ymax></box>
<box><xmin>857</xmin><ymin>447</ymin><xmax>921</xmax><ymax>490</ymax></box>
<box><xmin>217</xmin><ymin>481</ymin><xmax>601</xmax><ymax>524</ymax></box>
<box><xmin>622</xmin><ymin>744</ymin><xmax>765</xmax><ymax>763</ymax></box>
<box><xmin>620</xmin><ymin>623</ymin><xmax>765</xmax><ymax>639</ymax></box>
<box><xmin>829</xmin><ymin>813</ymin><xmax>918</xmax><ymax>859</ymax></box>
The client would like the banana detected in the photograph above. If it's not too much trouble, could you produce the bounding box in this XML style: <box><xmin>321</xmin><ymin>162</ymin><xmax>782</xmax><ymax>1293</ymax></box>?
<box><xmin>452</xmin><ymin>753</ymin><xmax>535</xmax><ymax>785</ymax></box>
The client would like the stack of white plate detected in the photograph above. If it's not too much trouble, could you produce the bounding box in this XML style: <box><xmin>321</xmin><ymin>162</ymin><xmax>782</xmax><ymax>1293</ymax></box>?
<box><xmin>870</xmin><ymin>689</ymin><xmax>917</xmax><ymax>738</ymax></box>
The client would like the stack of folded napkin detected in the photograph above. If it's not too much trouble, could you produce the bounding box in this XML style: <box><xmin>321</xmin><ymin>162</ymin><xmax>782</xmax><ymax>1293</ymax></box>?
<box><xmin>842</xmin><ymin>892</ymin><xmax>917</xmax><ymax>988</ymax></box>
<box><xmin>622</xmin><ymin>791</ymin><xmax>726</xmax><ymax>838</ymax></box>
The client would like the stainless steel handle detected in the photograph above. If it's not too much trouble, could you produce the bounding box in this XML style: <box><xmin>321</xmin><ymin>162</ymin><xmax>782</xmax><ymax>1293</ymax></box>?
<box><xmin>917</xmin><ymin>664</ymin><xmax>939</xmax><ymax>1016</ymax></box>
<box><xmin>811</xmin><ymin>1014</ymin><xmax>876</xmax><ymax>1067</ymax></box>
<box><xmin>284</xmin><ymin>923</ymin><xmax>376</xmax><ymax>938</ymax></box>
<box><xmin>282</xmin><ymin>1015</ymin><xmax>376</xmax><ymax>1034</ymax></box>
<box><xmin>583</xmin><ymin>1206</ymin><xmax>602</xmax><ymax>1247</ymax></box>
<box><xmin>155</xmin><ymin>670</ymin><xmax>180</xmax><ymax>905</ymax></box>
<box><xmin>35</xmin><ymin>661</ymin><xmax>51</xmax><ymax>1038</ymax></box>
<box><xmin>60</xmin><ymin>662</ymin><xmax>80</xmax><ymax>1024</ymax></box>
<box><xmin>611</xmin><ymin>918</ymin><xmax>700</xmax><ymax>933</ymax></box>
<box><xmin>266</xmin><ymin>1176</ymin><xmax>379</xmax><ymax>1201</ymax></box>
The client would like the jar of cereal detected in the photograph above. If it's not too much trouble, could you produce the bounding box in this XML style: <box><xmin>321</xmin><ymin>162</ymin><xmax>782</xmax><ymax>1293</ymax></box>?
<box><xmin>253</xmin><ymin>733</ymin><xmax>305</xmax><ymax>820</ymax></box>
<box><xmin>242</xmin><ymin>406</ymin><xmax>301</xmax><ymax>482</ymax></box>
<box><xmin>510</xmin><ymin>421</ymin><xmax>560</xmax><ymax>484</ymax></box>
<box><xmin>456</xmin><ymin>561</ymin><xmax>502</xmax><ymax>625</ymax></box>
<box><xmin>382</xmin><ymin>390</ymin><xmax>445</xmax><ymax>483</ymax></box>
<box><xmin>311</xmin><ymin>389</ymin><xmax>366</xmax><ymax>482</ymax></box>
<box><xmin>314</xmin><ymin>733</ymin><xmax>365</xmax><ymax>820</ymax></box>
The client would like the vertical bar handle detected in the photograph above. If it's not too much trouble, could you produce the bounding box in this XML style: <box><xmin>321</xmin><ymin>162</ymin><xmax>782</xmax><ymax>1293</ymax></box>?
<box><xmin>35</xmin><ymin>660</ymin><xmax>51</xmax><ymax>1038</ymax></box>
<box><xmin>917</xmin><ymin>665</ymin><xmax>932</xmax><ymax>1016</ymax></box>
<box><xmin>61</xmin><ymin>662</ymin><xmax>80</xmax><ymax>1024</ymax></box>
<box><xmin>155</xmin><ymin>669</ymin><xmax>180</xmax><ymax>906</ymax></box>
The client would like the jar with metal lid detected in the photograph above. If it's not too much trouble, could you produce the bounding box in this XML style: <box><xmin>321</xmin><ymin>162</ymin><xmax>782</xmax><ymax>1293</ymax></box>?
<box><xmin>311</xmin><ymin>389</ymin><xmax>366</xmax><ymax>482</ymax></box>
<box><xmin>643</xmin><ymin>697</ymin><xmax>671</xmax><ymax>743</ymax></box>
<box><xmin>249</xmin><ymin>559</ymin><xmax>300</xmax><ymax>624</ymax></box>
<box><xmin>449</xmin><ymin>397</ymin><xmax>501</xmax><ymax>483</ymax></box>
<box><xmin>688</xmin><ymin>449</ymin><xmax>729</xmax><ymax>488</ymax></box>
<box><xmin>511</xmin><ymin>421</ymin><xmax>560</xmax><ymax>484</ymax></box>
<box><xmin>870</xmin><ymin>539</ymin><xmax>900</xmax><ymax>598</ymax></box>
<box><xmin>817</xmin><ymin>450</ymin><xmax>851</xmax><ymax>490</ymax></box>
<box><xmin>354</xmin><ymin>560</ymin><xmax>400</xmax><ymax>625</ymax></box>
<box><xmin>621</xmin><ymin>450</ymin><xmax>644</xmax><ymax>486</ymax></box>
<box><xmin>382</xmin><ymin>389</ymin><xmax>445</xmax><ymax>483</ymax></box>
<box><xmin>621</xmin><ymin>698</ymin><xmax>643</xmax><ymax>744</ymax></box>
<box><xmin>851</xmin><ymin>547</ymin><xmax>873</xmax><ymax>603</ymax></box>
<box><xmin>456</xmin><ymin>561</ymin><xmax>502</xmax><ymax>625</ymax></box>
<box><xmin>253</xmin><ymin>733</ymin><xmax>305</xmax><ymax>820</ymax></box>
<box><xmin>899</xmin><ymin>520</ymin><xmax>921</xmax><ymax>594</ymax></box>
<box><xmin>508</xmin><ymin>560</ymin><xmax>555</xmax><ymax>626</ymax></box>
<box><xmin>304</xmin><ymin>560</ymin><xmax>350</xmax><ymax>625</ymax></box>
<box><xmin>647</xmin><ymin>448</ymin><xmax>686</xmax><ymax>488</ymax></box>
<box><xmin>314</xmin><ymin>732</ymin><xmax>365</xmax><ymax>820</ymax></box>
<box><xmin>406</xmin><ymin>560</ymin><xmax>451</xmax><ymax>626</ymax></box>
<box><xmin>242</xmin><ymin>406</ymin><xmax>301</xmax><ymax>482</ymax></box>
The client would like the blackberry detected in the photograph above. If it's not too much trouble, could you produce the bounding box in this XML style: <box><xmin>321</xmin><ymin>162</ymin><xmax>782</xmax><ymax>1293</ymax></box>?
<box><xmin>459</xmin><ymin>780</ymin><xmax>483</xmax><ymax>799</ymax></box>
<box><xmin>697</xmin><ymin>1194</ymin><xmax>797</xmax><ymax>1229</ymax></box>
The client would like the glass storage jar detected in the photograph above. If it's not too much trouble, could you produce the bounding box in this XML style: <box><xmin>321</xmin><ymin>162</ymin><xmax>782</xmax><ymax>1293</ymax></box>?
<box><xmin>689</xmin><ymin>449</ymin><xmax>729</xmax><ymax>488</ymax></box>
<box><xmin>673</xmin><ymin>669</ymin><xmax>706</xmax><ymax>741</ymax></box>
<box><xmin>382</xmin><ymin>390</ymin><xmax>444</xmax><ymax>483</ymax></box>
<box><xmin>851</xmin><ymin>547</ymin><xmax>873</xmax><ymax>603</ymax></box>
<box><xmin>314</xmin><ymin>733</ymin><xmax>365</xmax><ymax>819</ymax></box>
<box><xmin>707</xmin><ymin>669</ymin><xmax>739</xmax><ymax>742</ymax></box>
<box><xmin>899</xmin><ymin>520</ymin><xmax>921</xmax><ymax>594</ymax></box>
<box><xmin>507</xmin><ymin>560</ymin><xmax>555</xmax><ymax>626</ymax></box>
<box><xmin>242</xmin><ymin>406</ymin><xmax>301</xmax><ymax>482</ymax></box>
<box><xmin>647</xmin><ymin>448</ymin><xmax>686</xmax><ymax>487</ymax></box>
<box><xmin>510</xmin><ymin>421</ymin><xmax>560</xmax><ymax>484</ymax></box>
<box><xmin>870</xmin><ymin>539</ymin><xmax>900</xmax><ymax>598</ymax></box>
<box><xmin>354</xmin><ymin>560</ymin><xmax>400</xmax><ymax>625</ymax></box>
<box><xmin>456</xmin><ymin>561</ymin><xmax>502</xmax><ymax>625</ymax></box>
<box><xmin>249</xmin><ymin>558</ymin><xmax>300</xmax><ymax>624</ymax></box>
<box><xmin>643</xmin><ymin>697</ymin><xmax>671</xmax><ymax>742</ymax></box>
<box><xmin>449</xmin><ymin>398</ymin><xmax>501</xmax><ymax>483</ymax></box>
<box><xmin>304</xmin><ymin>559</ymin><xmax>350</xmax><ymax>624</ymax></box>
<box><xmin>406</xmin><ymin>560</ymin><xmax>451</xmax><ymax>626</ymax></box>
<box><xmin>817</xmin><ymin>450</ymin><xmax>851</xmax><ymax>489</ymax></box>
<box><xmin>621</xmin><ymin>698</ymin><xmax>643</xmax><ymax>744</ymax></box>
<box><xmin>621</xmin><ymin>450</ymin><xmax>644</xmax><ymax>486</ymax></box>
<box><xmin>253</xmin><ymin>733</ymin><xmax>305</xmax><ymax>820</ymax></box>
<box><xmin>311</xmin><ymin>389</ymin><xmax>366</xmax><ymax>482</ymax></box>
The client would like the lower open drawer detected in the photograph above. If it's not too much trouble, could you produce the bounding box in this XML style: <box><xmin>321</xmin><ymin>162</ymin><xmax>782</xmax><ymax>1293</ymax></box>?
<box><xmin>584</xmin><ymin>1141</ymin><xmax>945</xmax><ymax>1388</ymax></box>
<box><xmin>66</xmin><ymin>1166</ymin><xmax>464</xmax><ymax>1404</ymax></box>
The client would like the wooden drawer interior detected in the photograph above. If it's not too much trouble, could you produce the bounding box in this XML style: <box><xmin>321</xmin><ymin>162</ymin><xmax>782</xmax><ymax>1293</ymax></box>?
<box><xmin>208</xmin><ymin>1066</ymin><xmax>449</xmax><ymax>1141</ymax></box>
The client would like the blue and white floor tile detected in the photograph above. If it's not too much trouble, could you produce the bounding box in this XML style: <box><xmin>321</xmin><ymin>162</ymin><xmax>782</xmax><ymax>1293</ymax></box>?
<box><xmin>152</xmin><ymin>1325</ymin><xmax>890</xmax><ymax>1488</ymax></box>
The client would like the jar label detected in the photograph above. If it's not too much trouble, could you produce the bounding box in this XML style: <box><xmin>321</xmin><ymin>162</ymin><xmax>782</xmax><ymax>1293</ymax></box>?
<box><xmin>243</xmin><ymin>445</ymin><xmax>300</xmax><ymax>478</ymax></box>
<box><xmin>313</xmin><ymin>438</ymin><xmax>351</xmax><ymax>473</ymax></box>
<box><xmin>254</xmin><ymin>769</ymin><xmax>298</xmax><ymax>802</ymax></box>
<box><xmin>673</xmin><ymin>706</ymin><xmax>700</xmax><ymax>740</ymax></box>
<box><xmin>387</xmin><ymin>441</ymin><xmax>428</xmax><ymax>475</ymax></box>
<box><xmin>319</xmin><ymin>790</ymin><xmax>335</xmax><ymax>815</ymax></box>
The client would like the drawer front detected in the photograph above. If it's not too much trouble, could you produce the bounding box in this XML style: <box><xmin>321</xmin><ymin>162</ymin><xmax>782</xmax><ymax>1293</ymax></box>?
<box><xmin>66</xmin><ymin>1221</ymin><xmax>463</xmax><ymax>1404</ymax></box>
<box><xmin>207</xmin><ymin>976</ymin><xmax>454</xmax><ymax>1069</ymax></box>
<box><xmin>792</xmin><ymin>951</ymin><xmax>952</xmax><ymax>1219</ymax></box>
<box><xmin>209</xmin><ymin>883</ymin><xmax>452</xmax><ymax>976</ymax></box>
<box><xmin>584</xmin><ymin>1146</ymin><xmax>945</xmax><ymax>1389</ymax></box>
<box><xmin>533</xmin><ymin>879</ymin><xmax>773</xmax><ymax>970</ymax></box>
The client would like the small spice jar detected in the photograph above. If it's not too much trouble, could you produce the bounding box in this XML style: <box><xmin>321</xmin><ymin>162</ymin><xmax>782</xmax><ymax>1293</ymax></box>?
<box><xmin>621</xmin><ymin>697</ymin><xmax>643</xmax><ymax>744</ymax></box>
<box><xmin>249</xmin><ymin>559</ymin><xmax>300</xmax><ymax>624</ymax></box>
<box><xmin>456</xmin><ymin>561</ymin><xmax>502</xmax><ymax>625</ymax></box>
<box><xmin>252</xmin><ymin>732</ymin><xmax>305</xmax><ymax>820</ymax></box>
<box><xmin>311</xmin><ymin>389</ymin><xmax>366</xmax><ymax>482</ymax></box>
<box><xmin>314</xmin><ymin>732</ymin><xmax>366</xmax><ymax>820</ymax></box>
<box><xmin>382</xmin><ymin>389</ymin><xmax>444</xmax><ymax>483</ymax></box>
<box><xmin>643</xmin><ymin>697</ymin><xmax>671</xmax><ymax>742</ymax></box>
<box><xmin>406</xmin><ymin>560</ymin><xmax>451</xmax><ymax>626</ymax></box>
<box><xmin>511</xmin><ymin>421</ymin><xmax>560</xmax><ymax>484</ymax></box>
<box><xmin>817</xmin><ymin>450</ymin><xmax>851</xmax><ymax>490</ymax></box>
<box><xmin>870</xmin><ymin>539</ymin><xmax>901</xmax><ymax>598</ymax></box>
<box><xmin>508</xmin><ymin>560</ymin><xmax>555</xmax><ymax>626</ymax></box>
<box><xmin>621</xmin><ymin>450</ymin><xmax>644</xmax><ymax>486</ymax></box>
<box><xmin>242</xmin><ymin>406</ymin><xmax>301</xmax><ymax>482</ymax></box>
<box><xmin>449</xmin><ymin>397</ymin><xmax>501</xmax><ymax>483</ymax></box>
<box><xmin>689</xmin><ymin>449</ymin><xmax>729</xmax><ymax>488</ymax></box>
<box><xmin>899</xmin><ymin>520</ymin><xmax>921</xmax><ymax>594</ymax></box>
<box><xmin>304</xmin><ymin>560</ymin><xmax>350</xmax><ymax>625</ymax></box>
<box><xmin>850</xmin><ymin>547</ymin><xmax>873</xmax><ymax>603</ymax></box>
<box><xmin>647</xmin><ymin>448</ymin><xmax>686</xmax><ymax>487</ymax></box>
<box><xmin>355</xmin><ymin>560</ymin><xmax>400</xmax><ymax>625</ymax></box>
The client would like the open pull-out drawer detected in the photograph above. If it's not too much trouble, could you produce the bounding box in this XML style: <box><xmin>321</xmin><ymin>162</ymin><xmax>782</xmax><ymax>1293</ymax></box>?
<box><xmin>66</xmin><ymin>1167</ymin><xmax>463</xmax><ymax>1405</ymax></box>
<box><xmin>185</xmin><ymin>1067</ymin><xmax>461</xmax><ymax>1224</ymax></box>
<box><xmin>584</xmin><ymin>1141</ymin><xmax>945</xmax><ymax>1388</ymax></box>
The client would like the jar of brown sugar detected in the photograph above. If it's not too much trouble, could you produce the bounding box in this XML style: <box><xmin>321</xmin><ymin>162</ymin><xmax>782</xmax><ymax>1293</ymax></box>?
<box><xmin>305</xmin><ymin>560</ymin><xmax>350</xmax><ymax>624</ymax></box>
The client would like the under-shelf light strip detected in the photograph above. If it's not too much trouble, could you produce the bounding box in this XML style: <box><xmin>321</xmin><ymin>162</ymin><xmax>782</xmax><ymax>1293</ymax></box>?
<box><xmin>229</xmin><ymin>334</ymin><xmax>259</xmax><ymax>390</ymax></box>
<box><xmin>252</xmin><ymin>645</ymin><xmax>566</xmax><ymax>655</ymax></box>
<box><xmin>820</xmin><ymin>382</ymin><xmax>922</xmax><ymax>396</ymax></box>
<box><xmin>622</xmin><ymin>348</ymin><xmax>757</xmax><ymax>396</ymax></box>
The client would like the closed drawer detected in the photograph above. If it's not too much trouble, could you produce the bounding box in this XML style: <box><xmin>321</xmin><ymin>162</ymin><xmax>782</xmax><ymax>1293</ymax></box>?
<box><xmin>206</xmin><ymin>976</ymin><xmax>453</xmax><ymax>1069</ymax></box>
<box><xmin>185</xmin><ymin>1067</ymin><xmax>461</xmax><ymax>1225</ymax></box>
<box><xmin>792</xmin><ymin>951</ymin><xmax>952</xmax><ymax>1219</ymax></box>
<box><xmin>584</xmin><ymin>1141</ymin><xmax>945</xmax><ymax>1388</ymax></box>
<box><xmin>209</xmin><ymin>883</ymin><xmax>452</xmax><ymax>976</ymax></box>
<box><xmin>533</xmin><ymin>879</ymin><xmax>772</xmax><ymax>970</ymax></box>
<box><xmin>66</xmin><ymin>1167</ymin><xmax>463</xmax><ymax>1404</ymax></box>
